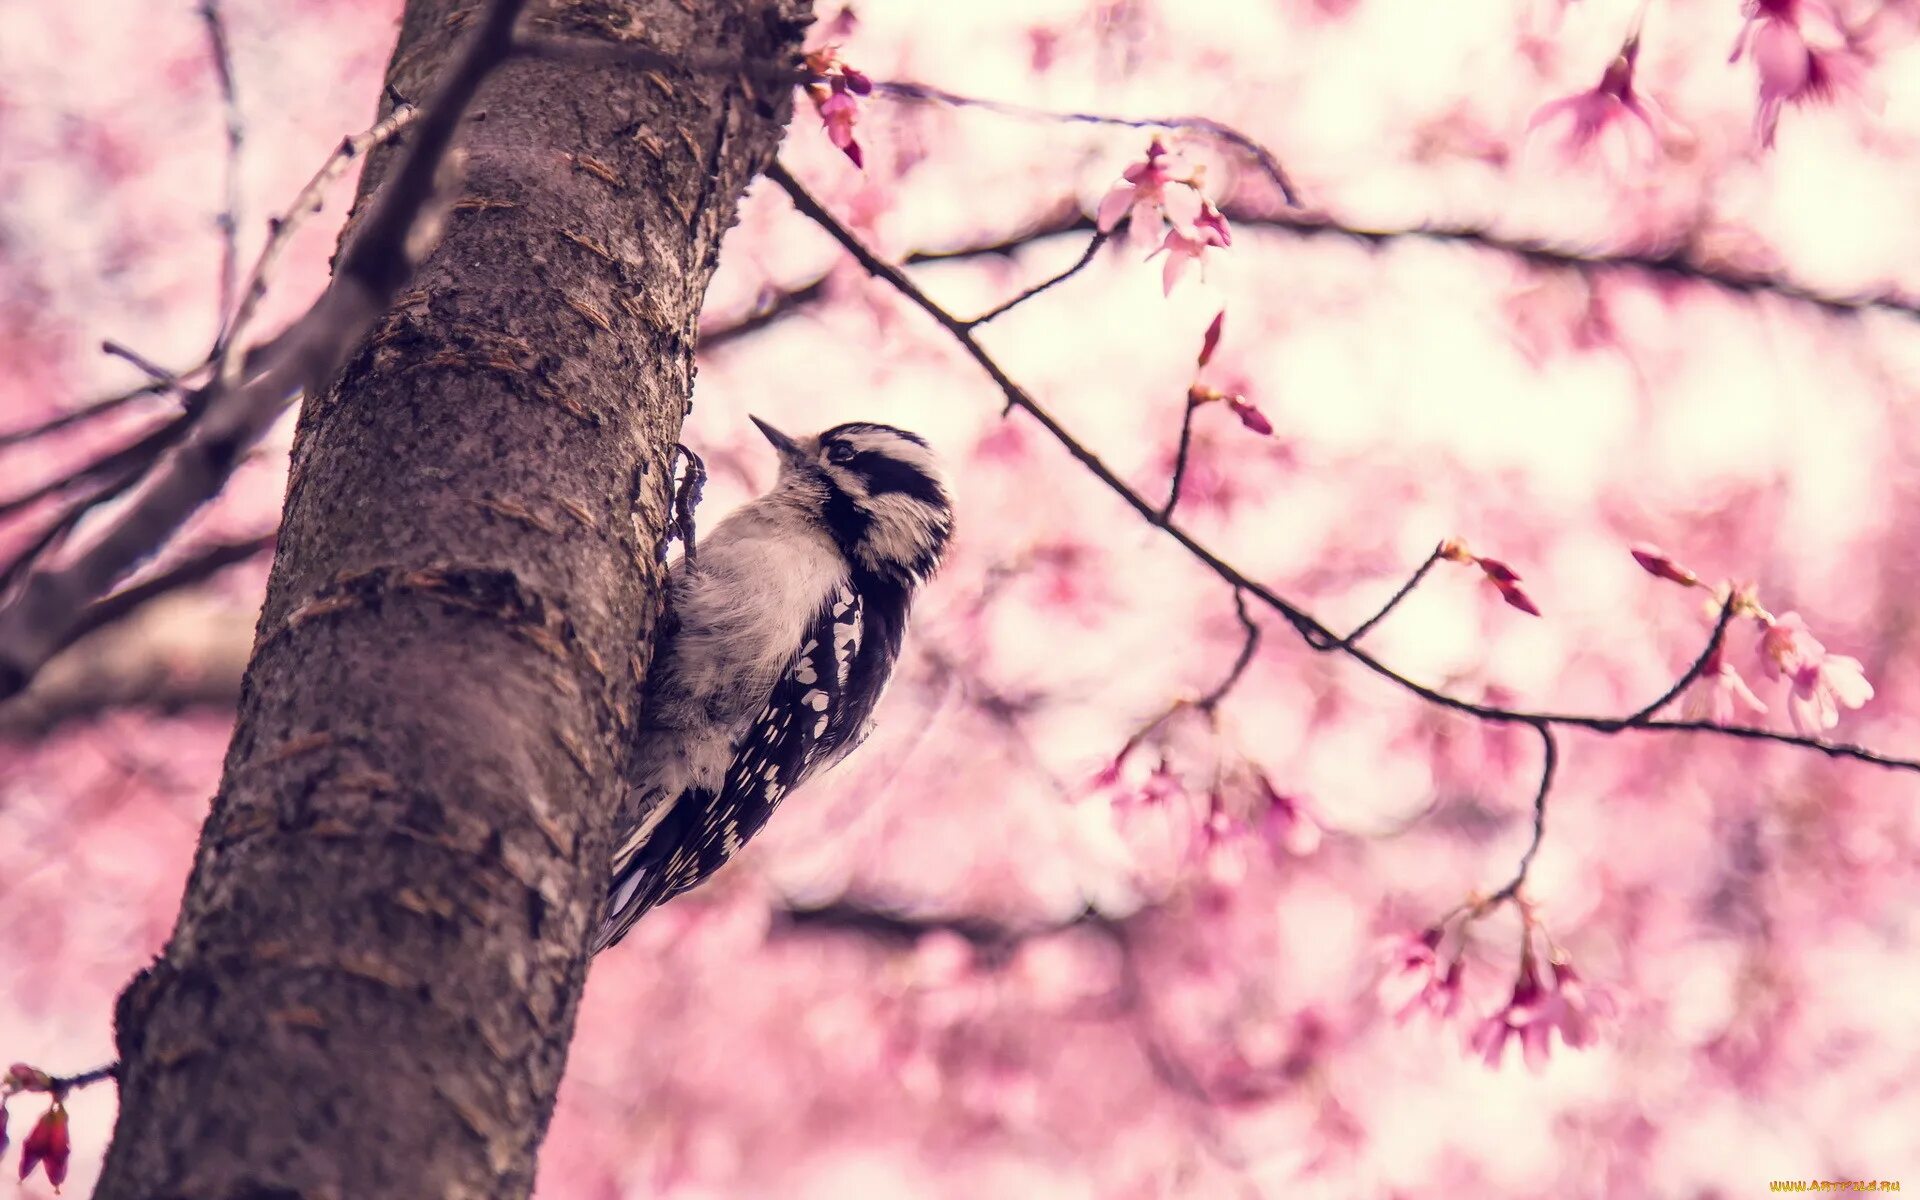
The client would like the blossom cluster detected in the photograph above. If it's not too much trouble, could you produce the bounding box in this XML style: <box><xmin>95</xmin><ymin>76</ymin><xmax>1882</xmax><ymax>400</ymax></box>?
<box><xmin>1531</xmin><ymin>0</ymin><xmax>1880</xmax><ymax>162</ymax></box>
<box><xmin>804</xmin><ymin>48</ymin><xmax>873</xmax><ymax>170</ymax></box>
<box><xmin>1381</xmin><ymin>912</ymin><xmax>1616</xmax><ymax>1072</ymax></box>
<box><xmin>1094</xmin><ymin>139</ymin><xmax>1234</xmax><ymax>296</ymax></box>
<box><xmin>1632</xmin><ymin>545</ymin><xmax>1874</xmax><ymax>735</ymax></box>
<box><xmin>0</xmin><ymin>1064</ymin><xmax>70</xmax><ymax>1190</ymax></box>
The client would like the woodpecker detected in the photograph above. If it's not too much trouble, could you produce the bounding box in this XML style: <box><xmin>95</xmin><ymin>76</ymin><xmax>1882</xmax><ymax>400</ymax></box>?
<box><xmin>596</xmin><ymin>418</ymin><xmax>951</xmax><ymax>951</ymax></box>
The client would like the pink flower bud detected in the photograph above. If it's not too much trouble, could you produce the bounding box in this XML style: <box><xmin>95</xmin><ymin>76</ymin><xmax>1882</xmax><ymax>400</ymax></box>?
<box><xmin>1630</xmin><ymin>544</ymin><xmax>1698</xmax><ymax>586</ymax></box>
<box><xmin>1198</xmin><ymin>310</ymin><xmax>1225</xmax><ymax>367</ymax></box>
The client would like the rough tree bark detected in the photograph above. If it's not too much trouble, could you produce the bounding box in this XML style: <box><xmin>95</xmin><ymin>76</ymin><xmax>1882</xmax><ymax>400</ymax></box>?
<box><xmin>93</xmin><ymin>2</ymin><xmax>807</xmax><ymax>1196</ymax></box>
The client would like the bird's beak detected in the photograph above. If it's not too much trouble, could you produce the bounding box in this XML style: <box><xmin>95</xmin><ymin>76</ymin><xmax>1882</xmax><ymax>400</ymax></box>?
<box><xmin>750</xmin><ymin>415</ymin><xmax>805</xmax><ymax>465</ymax></box>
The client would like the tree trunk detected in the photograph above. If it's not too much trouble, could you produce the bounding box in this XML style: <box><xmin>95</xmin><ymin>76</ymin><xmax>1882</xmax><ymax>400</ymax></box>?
<box><xmin>93</xmin><ymin>2</ymin><xmax>805</xmax><ymax>1196</ymax></box>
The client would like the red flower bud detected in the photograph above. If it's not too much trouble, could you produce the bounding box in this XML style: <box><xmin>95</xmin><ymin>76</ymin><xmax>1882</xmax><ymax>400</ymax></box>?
<box><xmin>19</xmin><ymin>1104</ymin><xmax>69</xmax><ymax>1190</ymax></box>
<box><xmin>1630</xmin><ymin>543</ymin><xmax>1698</xmax><ymax>586</ymax></box>
<box><xmin>1494</xmin><ymin>579</ymin><xmax>1542</xmax><ymax>617</ymax></box>
<box><xmin>1198</xmin><ymin>310</ymin><xmax>1225</xmax><ymax>367</ymax></box>
<box><xmin>841</xmin><ymin>67</ymin><xmax>873</xmax><ymax>95</ymax></box>
<box><xmin>1227</xmin><ymin>396</ymin><xmax>1273</xmax><ymax>436</ymax></box>
<box><xmin>1475</xmin><ymin>557</ymin><xmax>1522</xmax><ymax>586</ymax></box>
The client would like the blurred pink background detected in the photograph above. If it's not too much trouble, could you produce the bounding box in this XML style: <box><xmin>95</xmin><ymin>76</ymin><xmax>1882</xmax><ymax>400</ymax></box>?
<box><xmin>3</xmin><ymin>0</ymin><xmax>1920</xmax><ymax>1195</ymax></box>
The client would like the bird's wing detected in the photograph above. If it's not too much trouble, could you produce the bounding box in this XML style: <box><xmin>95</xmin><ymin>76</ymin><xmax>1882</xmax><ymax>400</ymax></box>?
<box><xmin>595</xmin><ymin>582</ymin><xmax>867</xmax><ymax>951</ymax></box>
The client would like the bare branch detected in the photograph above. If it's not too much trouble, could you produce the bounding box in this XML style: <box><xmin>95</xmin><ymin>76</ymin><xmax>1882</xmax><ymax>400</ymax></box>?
<box><xmin>1485</xmin><ymin>723</ymin><xmax>1558</xmax><ymax>905</ymax></box>
<box><xmin>100</xmin><ymin>340</ymin><xmax>181</xmax><ymax>387</ymax></box>
<box><xmin>199</xmin><ymin>0</ymin><xmax>245</xmax><ymax>323</ymax></box>
<box><xmin>0</xmin><ymin>380</ymin><xmax>173</xmax><ymax>450</ymax></box>
<box><xmin>0</xmin><ymin>0</ymin><xmax>528</xmax><ymax>701</ymax></box>
<box><xmin>766</xmin><ymin>158</ymin><xmax>1920</xmax><ymax>780</ymax></box>
<box><xmin>1196</xmin><ymin>589</ymin><xmax>1259</xmax><ymax>711</ymax></box>
<box><xmin>873</xmin><ymin>80</ymin><xmax>1301</xmax><ymax>207</ymax></box>
<box><xmin>1334</xmin><ymin>543</ymin><xmax>1445</xmax><ymax>650</ymax></box>
<box><xmin>965</xmin><ymin>230</ymin><xmax>1108</xmax><ymax>329</ymax></box>
<box><xmin>1162</xmin><ymin>390</ymin><xmax>1202</xmax><ymax>520</ymax></box>
<box><xmin>708</xmin><ymin>208</ymin><xmax>1920</xmax><ymax>355</ymax></box>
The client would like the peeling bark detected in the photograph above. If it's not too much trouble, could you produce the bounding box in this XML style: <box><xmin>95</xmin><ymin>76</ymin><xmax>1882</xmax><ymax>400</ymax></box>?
<box><xmin>92</xmin><ymin>2</ymin><xmax>807</xmax><ymax>1196</ymax></box>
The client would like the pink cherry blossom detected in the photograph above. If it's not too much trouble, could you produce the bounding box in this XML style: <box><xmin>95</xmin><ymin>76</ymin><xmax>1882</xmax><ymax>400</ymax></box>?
<box><xmin>1786</xmin><ymin>654</ymin><xmax>1874</xmax><ymax>734</ymax></box>
<box><xmin>1527</xmin><ymin>34</ymin><xmax>1661</xmax><ymax>167</ymax></box>
<box><xmin>1465</xmin><ymin>958</ymin><xmax>1552</xmax><ymax>1071</ymax></box>
<box><xmin>1758</xmin><ymin>611</ymin><xmax>1824</xmax><ymax>680</ymax></box>
<box><xmin>1396</xmin><ymin>957</ymin><xmax>1465</xmax><ymax>1026</ymax></box>
<box><xmin>1754</xmin><ymin>612</ymin><xmax>1873</xmax><ymax>732</ymax></box>
<box><xmin>1534</xmin><ymin>961</ymin><xmax>1616</xmax><ymax>1050</ymax></box>
<box><xmin>1094</xmin><ymin>139</ymin><xmax>1203</xmax><ymax>237</ymax></box>
<box><xmin>1258</xmin><ymin>784</ymin><xmax>1321</xmax><ymax>857</ymax></box>
<box><xmin>1683</xmin><ymin>646</ymin><xmax>1769</xmax><ymax>725</ymax></box>
<box><xmin>1150</xmin><ymin>201</ymin><xmax>1232</xmax><ymax>295</ymax></box>
<box><xmin>1731</xmin><ymin>0</ymin><xmax>1863</xmax><ymax>148</ymax></box>
<box><xmin>817</xmin><ymin>90</ymin><xmax>863</xmax><ymax>168</ymax></box>
<box><xmin>1376</xmin><ymin>927</ymin><xmax>1443</xmax><ymax>1013</ymax></box>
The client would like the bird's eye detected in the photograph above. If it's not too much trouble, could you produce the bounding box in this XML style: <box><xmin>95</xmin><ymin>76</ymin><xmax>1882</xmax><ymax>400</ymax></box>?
<box><xmin>825</xmin><ymin>441</ymin><xmax>855</xmax><ymax>464</ymax></box>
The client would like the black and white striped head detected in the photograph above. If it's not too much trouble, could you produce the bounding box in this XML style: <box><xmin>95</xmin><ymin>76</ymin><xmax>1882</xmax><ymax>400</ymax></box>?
<box><xmin>752</xmin><ymin>417</ymin><xmax>952</xmax><ymax>585</ymax></box>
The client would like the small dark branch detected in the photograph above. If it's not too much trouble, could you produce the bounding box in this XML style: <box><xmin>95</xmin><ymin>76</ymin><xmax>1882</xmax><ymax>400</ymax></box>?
<box><xmin>965</xmin><ymin>231</ymin><xmax>1108</xmax><ymax>329</ymax></box>
<box><xmin>1161</xmin><ymin>392</ymin><xmax>1202</xmax><ymax>521</ymax></box>
<box><xmin>667</xmin><ymin>444</ymin><xmax>707</xmax><ymax>564</ymax></box>
<box><xmin>65</xmin><ymin>534</ymin><xmax>275</xmax><ymax>646</ymax></box>
<box><xmin>1616</xmin><ymin>595</ymin><xmax>1739</xmax><ymax>726</ymax></box>
<box><xmin>100</xmin><ymin>340</ymin><xmax>180</xmax><ymax>388</ymax></box>
<box><xmin>53</xmin><ymin>1062</ymin><xmax>120</xmax><ymax>1096</ymax></box>
<box><xmin>1335</xmin><ymin>544</ymin><xmax>1444</xmax><ymax>650</ymax></box>
<box><xmin>872</xmin><ymin>80</ymin><xmax>1301</xmax><ymax>207</ymax></box>
<box><xmin>216</xmin><ymin>96</ymin><xmax>422</xmax><ymax>376</ymax></box>
<box><xmin>0</xmin><ymin>414</ymin><xmax>193</xmax><ymax>520</ymax></box>
<box><xmin>1196</xmin><ymin>590</ymin><xmax>1258</xmax><ymax>711</ymax></box>
<box><xmin>775</xmin><ymin>899</ymin><xmax>1106</xmax><ymax>950</ymax></box>
<box><xmin>697</xmin><ymin>278</ymin><xmax>828</xmax><ymax>351</ymax></box>
<box><xmin>199</xmin><ymin>0</ymin><xmax>245</xmax><ymax>324</ymax></box>
<box><xmin>1485</xmin><ymin>722</ymin><xmax>1557</xmax><ymax>905</ymax></box>
<box><xmin>0</xmin><ymin>381</ymin><xmax>172</xmax><ymax>450</ymax></box>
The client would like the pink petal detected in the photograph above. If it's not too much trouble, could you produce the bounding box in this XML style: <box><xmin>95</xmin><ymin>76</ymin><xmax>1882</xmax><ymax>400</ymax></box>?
<box><xmin>1096</xmin><ymin>184</ymin><xmax>1137</xmax><ymax>234</ymax></box>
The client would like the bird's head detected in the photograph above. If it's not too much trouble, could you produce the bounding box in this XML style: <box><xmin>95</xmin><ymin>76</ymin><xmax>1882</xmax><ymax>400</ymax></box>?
<box><xmin>752</xmin><ymin>416</ymin><xmax>952</xmax><ymax>585</ymax></box>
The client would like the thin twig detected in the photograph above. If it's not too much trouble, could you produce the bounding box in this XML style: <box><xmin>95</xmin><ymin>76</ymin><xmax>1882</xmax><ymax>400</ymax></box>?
<box><xmin>712</xmin><ymin>209</ymin><xmax>1920</xmax><ymax>353</ymax></box>
<box><xmin>873</xmin><ymin>80</ymin><xmax>1301</xmax><ymax>207</ymax></box>
<box><xmin>1335</xmin><ymin>544</ymin><xmax>1445</xmax><ymax>650</ymax></box>
<box><xmin>0</xmin><ymin>0</ymin><xmax>527</xmax><ymax>701</ymax></box>
<box><xmin>1485</xmin><ymin>723</ymin><xmax>1558</xmax><ymax>904</ymax></box>
<box><xmin>1162</xmin><ymin>393</ymin><xmax>1201</xmax><ymax>520</ymax></box>
<box><xmin>65</xmin><ymin>533</ymin><xmax>276</xmax><ymax>646</ymax></box>
<box><xmin>698</xmin><ymin>279</ymin><xmax>829</xmax><ymax>351</ymax></box>
<box><xmin>215</xmin><ymin>97</ymin><xmax>422</xmax><ymax>382</ymax></box>
<box><xmin>1618</xmin><ymin>595</ymin><xmax>1738</xmax><ymax>725</ymax></box>
<box><xmin>100</xmin><ymin>340</ymin><xmax>180</xmax><ymax>387</ymax></box>
<box><xmin>0</xmin><ymin>376</ymin><xmax>181</xmax><ymax>450</ymax></box>
<box><xmin>52</xmin><ymin>1062</ymin><xmax>120</xmax><ymax>1095</ymax></box>
<box><xmin>199</xmin><ymin>0</ymin><xmax>245</xmax><ymax>325</ymax></box>
<box><xmin>1197</xmin><ymin>590</ymin><xmax>1258</xmax><ymax>711</ymax></box>
<box><xmin>766</xmin><ymin>159</ymin><xmax>1920</xmax><ymax>779</ymax></box>
<box><xmin>966</xmin><ymin>231</ymin><xmax>1108</xmax><ymax>328</ymax></box>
